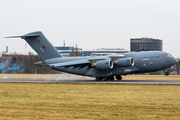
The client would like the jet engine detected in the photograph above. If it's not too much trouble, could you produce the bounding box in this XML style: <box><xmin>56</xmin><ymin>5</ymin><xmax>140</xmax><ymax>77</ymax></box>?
<box><xmin>92</xmin><ymin>60</ymin><xmax>113</xmax><ymax>70</ymax></box>
<box><xmin>116</xmin><ymin>57</ymin><xmax>134</xmax><ymax>67</ymax></box>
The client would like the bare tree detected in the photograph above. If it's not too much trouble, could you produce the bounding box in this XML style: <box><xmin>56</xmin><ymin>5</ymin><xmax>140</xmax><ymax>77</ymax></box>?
<box><xmin>75</xmin><ymin>44</ymin><xmax>79</xmax><ymax>56</ymax></box>
<box><xmin>71</xmin><ymin>46</ymin><xmax>75</xmax><ymax>57</ymax></box>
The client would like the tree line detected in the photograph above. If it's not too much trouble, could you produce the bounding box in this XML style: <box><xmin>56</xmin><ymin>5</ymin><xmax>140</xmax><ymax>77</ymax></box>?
<box><xmin>0</xmin><ymin>53</ymin><xmax>60</xmax><ymax>74</ymax></box>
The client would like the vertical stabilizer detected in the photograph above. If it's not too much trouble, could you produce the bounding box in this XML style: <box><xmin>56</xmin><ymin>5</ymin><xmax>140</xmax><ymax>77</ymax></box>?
<box><xmin>20</xmin><ymin>31</ymin><xmax>62</xmax><ymax>60</ymax></box>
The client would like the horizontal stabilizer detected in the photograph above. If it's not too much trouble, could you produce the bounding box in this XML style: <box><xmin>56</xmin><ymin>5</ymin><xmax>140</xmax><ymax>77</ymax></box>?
<box><xmin>5</xmin><ymin>33</ymin><xmax>40</xmax><ymax>39</ymax></box>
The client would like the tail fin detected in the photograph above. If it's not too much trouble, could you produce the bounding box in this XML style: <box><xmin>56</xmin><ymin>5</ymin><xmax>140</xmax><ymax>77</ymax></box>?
<box><xmin>6</xmin><ymin>31</ymin><xmax>62</xmax><ymax>60</ymax></box>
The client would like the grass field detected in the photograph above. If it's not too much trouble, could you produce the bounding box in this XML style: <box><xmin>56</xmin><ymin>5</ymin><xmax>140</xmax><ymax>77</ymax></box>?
<box><xmin>0</xmin><ymin>74</ymin><xmax>180</xmax><ymax>80</ymax></box>
<box><xmin>0</xmin><ymin>83</ymin><xmax>180</xmax><ymax>119</ymax></box>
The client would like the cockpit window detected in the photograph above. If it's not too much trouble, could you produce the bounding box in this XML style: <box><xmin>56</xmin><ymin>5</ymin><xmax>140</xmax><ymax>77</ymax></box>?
<box><xmin>162</xmin><ymin>54</ymin><xmax>166</xmax><ymax>57</ymax></box>
<box><xmin>162</xmin><ymin>53</ymin><xmax>172</xmax><ymax>57</ymax></box>
<box><xmin>167</xmin><ymin>53</ymin><xmax>172</xmax><ymax>56</ymax></box>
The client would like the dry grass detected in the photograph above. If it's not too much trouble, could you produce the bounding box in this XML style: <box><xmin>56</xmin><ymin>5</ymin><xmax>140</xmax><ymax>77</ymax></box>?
<box><xmin>0</xmin><ymin>74</ymin><xmax>180</xmax><ymax>80</ymax></box>
<box><xmin>0</xmin><ymin>83</ymin><xmax>180</xmax><ymax>119</ymax></box>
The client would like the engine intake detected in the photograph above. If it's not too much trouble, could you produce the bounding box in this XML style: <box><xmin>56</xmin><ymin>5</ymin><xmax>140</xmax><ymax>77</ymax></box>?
<box><xmin>92</xmin><ymin>60</ymin><xmax>113</xmax><ymax>70</ymax></box>
<box><xmin>116</xmin><ymin>57</ymin><xmax>134</xmax><ymax>67</ymax></box>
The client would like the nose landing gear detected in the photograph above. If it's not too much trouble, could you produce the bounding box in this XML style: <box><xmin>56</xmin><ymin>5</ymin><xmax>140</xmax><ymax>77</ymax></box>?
<box><xmin>164</xmin><ymin>72</ymin><xmax>169</xmax><ymax>76</ymax></box>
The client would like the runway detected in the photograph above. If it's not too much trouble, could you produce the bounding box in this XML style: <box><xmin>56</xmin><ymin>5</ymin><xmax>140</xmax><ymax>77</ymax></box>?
<box><xmin>0</xmin><ymin>78</ymin><xmax>180</xmax><ymax>84</ymax></box>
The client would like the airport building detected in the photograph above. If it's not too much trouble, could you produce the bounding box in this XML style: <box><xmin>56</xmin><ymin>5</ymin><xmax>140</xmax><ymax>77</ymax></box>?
<box><xmin>130</xmin><ymin>38</ymin><xmax>163</xmax><ymax>52</ymax></box>
<box><xmin>1</xmin><ymin>46</ymin><xmax>128</xmax><ymax>57</ymax></box>
<box><xmin>55</xmin><ymin>46</ymin><xmax>128</xmax><ymax>57</ymax></box>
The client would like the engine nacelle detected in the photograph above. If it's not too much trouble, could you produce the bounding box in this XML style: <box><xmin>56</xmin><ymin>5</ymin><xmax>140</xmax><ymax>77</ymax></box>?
<box><xmin>116</xmin><ymin>57</ymin><xmax>134</xmax><ymax>67</ymax></box>
<box><xmin>92</xmin><ymin>60</ymin><xmax>113</xmax><ymax>70</ymax></box>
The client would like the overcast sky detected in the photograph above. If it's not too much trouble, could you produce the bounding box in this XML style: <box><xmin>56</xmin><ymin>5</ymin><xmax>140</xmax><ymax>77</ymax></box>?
<box><xmin>0</xmin><ymin>0</ymin><xmax>180</xmax><ymax>58</ymax></box>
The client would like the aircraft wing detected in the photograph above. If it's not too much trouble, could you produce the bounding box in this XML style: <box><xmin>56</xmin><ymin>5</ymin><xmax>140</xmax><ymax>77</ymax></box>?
<box><xmin>49</xmin><ymin>57</ymin><xmax>109</xmax><ymax>68</ymax></box>
<box><xmin>50</xmin><ymin>59</ymin><xmax>91</xmax><ymax>68</ymax></box>
<box><xmin>87</xmin><ymin>54</ymin><xmax>126</xmax><ymax>62</ymax></box>
<box><xmin>109</xmin><ymin>54</ymin><xmax>126</xmax><ymax>60</ymax></box>
<box><xmin>49</xmin><ymin>54</ymin><xmax>127</xmax><ymax>68</ymax></box>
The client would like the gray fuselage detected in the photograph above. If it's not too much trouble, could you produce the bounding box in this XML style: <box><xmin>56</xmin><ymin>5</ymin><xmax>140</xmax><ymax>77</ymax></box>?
<box><xmin>35</xmin><ymin>51</ymin><xmax>176</xmax><ymax>77</ymax></box>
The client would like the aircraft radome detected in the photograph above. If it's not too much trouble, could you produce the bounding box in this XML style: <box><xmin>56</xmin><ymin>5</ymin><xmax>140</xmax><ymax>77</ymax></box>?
<box><xmin>6</xmin><ymin>31</ymin><xmax>176</xmax><ymax>81</ymax></box>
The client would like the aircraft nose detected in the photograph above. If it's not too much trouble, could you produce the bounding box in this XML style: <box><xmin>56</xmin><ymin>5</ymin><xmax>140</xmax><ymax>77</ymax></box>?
<box><xmin>172</xmin><ymin>56</ymin><xmax>176</xmax><ymax>65</ymax></box>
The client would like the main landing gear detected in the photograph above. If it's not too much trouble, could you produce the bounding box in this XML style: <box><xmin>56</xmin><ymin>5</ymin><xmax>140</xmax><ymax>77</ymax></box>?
<box><xmin>95</xmin><ymin>75</ymin><xmax>122</xmax><ymax>81</ymax></box>
<box><xmin>95</xmin><ymin>77</ymin><xmax>103</xmax><ymax>81</ymax></box>
<box><xmin>116</xmin><ymin>75</ymin><xmax>122</xmax><ymax>80</ymax></box>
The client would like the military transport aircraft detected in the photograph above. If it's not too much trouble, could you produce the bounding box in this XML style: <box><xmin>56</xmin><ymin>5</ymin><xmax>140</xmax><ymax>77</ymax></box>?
<box><xmin>6</xmin><ymin>31</ymin><xmax>176</xmax><ymax>81</ymax></box>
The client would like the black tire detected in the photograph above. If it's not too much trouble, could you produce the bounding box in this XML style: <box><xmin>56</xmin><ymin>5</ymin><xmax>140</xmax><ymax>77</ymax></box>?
<box><xmin>96</xmin><ymin>77</ymin><xmax>103</xmax><ymax>81</ymax></box>
<box><xmin>116</xmin><ymin>75</ymin><xmax>122</xmax><ymax>80</ymax></box>
<box><xmin>110</xmin><ymin>76</ymin><xmax>114</xmax><ymax>81</ymax></box>
<box><xmin>104</xmin><ymin>77</ymin><xmax>109</xmax><ymax>81</ymax></box>
<box><xmin>164</xmin><ymin>72</ymin><xmax>169</xmax><ymax>76</ymax></box>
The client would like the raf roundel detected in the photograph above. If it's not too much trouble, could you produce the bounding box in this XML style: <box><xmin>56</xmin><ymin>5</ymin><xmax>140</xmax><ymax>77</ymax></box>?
<box><xmin>42</xmin><ymin>45</ymin><xmax>46</xmax><ymax>49</ymax></box>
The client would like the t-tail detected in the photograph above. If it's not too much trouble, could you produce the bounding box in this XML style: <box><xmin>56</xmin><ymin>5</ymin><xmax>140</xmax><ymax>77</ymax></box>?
<box><xmin>6</xmin><ymin>31</ymin><xmax>62</xmax><ymax>60</ymax></box>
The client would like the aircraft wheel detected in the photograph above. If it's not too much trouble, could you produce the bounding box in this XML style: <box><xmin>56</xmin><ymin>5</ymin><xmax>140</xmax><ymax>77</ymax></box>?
<box><xmin>96</xmin><ymin>77</ymin><xmax>103</xmax><ymax>81</ymax></box>
<box><xmin>110</xmin><ymin>76</ymin><xmax>114</xmax><ymax>81</ymax></box>
<box><xmin>116</xmin><ymin>75</ymin><xmax>122</xmax><ymax>80</ymax></box>
<box><xmin>104</xmin><ymin>77</ymin><xmax>110</xmax><ymax>81</ymax></box>
<box><xmin>164</xmin><ymin>72</ymin><xmax>169</xmax><ymax>76</ymax></box>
